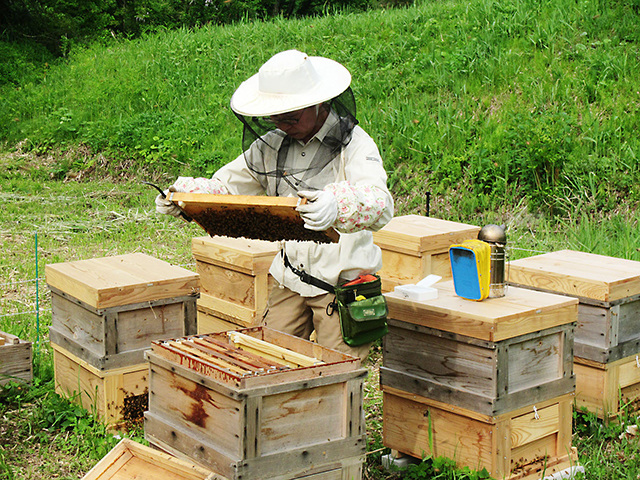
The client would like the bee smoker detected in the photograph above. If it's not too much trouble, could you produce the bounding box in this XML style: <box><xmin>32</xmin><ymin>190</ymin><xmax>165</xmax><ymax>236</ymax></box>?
<box><xmin>477</xmin><ymin>224</ymin><xmax>507</xmax><ymax>298</ymax></box>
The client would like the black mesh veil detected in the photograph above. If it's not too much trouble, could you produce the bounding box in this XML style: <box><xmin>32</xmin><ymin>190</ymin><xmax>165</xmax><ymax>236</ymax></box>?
<box><xmin>233</xmin><ymin>87</ymin><xmax>358</xmax><ymax>196</ymax></box>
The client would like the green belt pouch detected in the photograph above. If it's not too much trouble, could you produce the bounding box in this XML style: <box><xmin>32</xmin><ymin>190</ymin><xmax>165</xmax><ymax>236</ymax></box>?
<box><xmin>334</xmin><ymin>275</ymin><xmax>388</xmax><ymax>346</ymax></box>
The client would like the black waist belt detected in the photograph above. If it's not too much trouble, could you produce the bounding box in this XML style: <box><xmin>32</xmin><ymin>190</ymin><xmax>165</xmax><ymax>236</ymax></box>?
<box><xmin>282</xmin><ymin>250</ymin><xmax>335</xmax><ymax>294</ymax></box>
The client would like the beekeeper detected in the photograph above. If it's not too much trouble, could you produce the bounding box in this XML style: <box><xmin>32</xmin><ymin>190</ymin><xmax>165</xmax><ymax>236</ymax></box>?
<box><xmin>156</xmin><ymin>49</ymin><xmax>394</xmax><ymax>360</ymax></box>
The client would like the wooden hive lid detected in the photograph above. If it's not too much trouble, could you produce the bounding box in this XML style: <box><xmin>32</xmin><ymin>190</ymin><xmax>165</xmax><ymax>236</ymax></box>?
<box><xmin>385</xmin><ymin>280</ymin><xmax>578</xmax><ymax>342</ymax></box>
<box><xmin>373</xmin><ymin>215</ymin><xmax>481</xmax><ymax>255</ymax></box>
<box><xmin>191</xmin><ymin>236</ymin><xmax>280</xmax><ymax>274</ymax></box>
<box><xmin>45</xmin><ymin>253</ymin><xmax>199</xmax><ymax>309</ymax></box>
<box><xmin>509</xmin><ymin>249</ymin><xmax>640</xmax><ymax>302</ymax></box>
<box><xmin>82</xmin><ymin>438</ymin><xmax>215</xmax><ymax>480</ymax></box>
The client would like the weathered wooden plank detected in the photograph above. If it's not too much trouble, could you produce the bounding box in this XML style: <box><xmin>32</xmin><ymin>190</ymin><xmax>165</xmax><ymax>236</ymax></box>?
<box><xmin>113</xmin><ymin>301</ymin><xmax>189</xmax><ymax>355</ymax></box>
<box><xmin>575</xmin><ymin>303</ymin><xmax>611</xmax><ymax>352</ymax></box>
<box><xmin>0</xmin><ymin>333</ymin><xmax>32</xmax><ymax>385</ymax></box>
<box><xmin>507</xmin><ymin>330</ymin><xmax>564</xmax><ymax>392</ymax></box>
<box><xmin>260</xmin><ymin>382</ymin><xmax>345</xmax><ymax>455</ymax></box>
<box><xmin>148</xmin><ymin>360</ymin><xmax>244</xmax><ymax>458</ymax></box>
<box><xmin>345</xmin><ymin>378</ymin><xmax>365</xmax><ymax>438</ymax></box>
<box><xmin>382</xmin><ymin>318</ymin><xmax>574</xmax><ymax>415</ymax></box>
<box><xmin>237</xmin><ymin>438</ymin><xmax>365</xmax><ymax>480</ymax></box>
<box><xmin>383</xmin><ymin>322</ymin><xmax>497</xmax><ymax>397</ymax></box>
<box><xmin>0</xmin><ymin>332</ymin><xmax>22</xmax><ymax>344</ymax></box>
<box><xmin>49</xmin><ymin>328</ymin><xmax>149</xmax><ymax>371</ymax></box>
<box><xmin>380</xmin><ymin>366</ymin><xmax>496</xmax><ymax>414</ymax></box>
<box><xmin>618</xmin><ymin>301</ymin><xmax>640</xmax><ymax>345</ymax></box>
<box><xmin>147</xmin><ymin>351</ymin><xmax>245</xmax><ymax>397</ymax></box>
<box><xmin>510</xmin><ymin>251</ymin><xmax>640</xmax><ymax>363</ymax></box>
<box><xmin>146</xmin><ymin>411</ymin><xmax>364</xmax><ymax>480</ymax></box>
<box><xmin>50</xmin><ymin>292</ymin><xmax>105</xmax><ymax>356</ymax></box>
<box><xmin>49</xmin><ymin>286</ymin><xmax>197</xmax><ymax>369</ymax></box>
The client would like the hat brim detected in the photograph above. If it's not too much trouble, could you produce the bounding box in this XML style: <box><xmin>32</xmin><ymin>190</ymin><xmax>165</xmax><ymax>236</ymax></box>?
<box><xmin>230</xmin><ymin>56</ymin><xmax>351</xmax><ymax>117</ymax></box>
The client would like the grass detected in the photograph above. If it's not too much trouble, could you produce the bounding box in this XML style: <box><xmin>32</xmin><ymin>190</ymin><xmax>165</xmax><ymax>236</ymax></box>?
<box><xmin>2</xmin><ymin>0</ymin><xmax>640</xmax><ymax>219</ymax></box>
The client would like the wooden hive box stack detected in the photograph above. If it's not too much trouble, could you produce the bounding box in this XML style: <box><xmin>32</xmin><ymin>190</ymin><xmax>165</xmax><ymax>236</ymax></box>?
<box><xmin>509</xmin><ymin>249</ymin><xmax>640</xmax><ymax>419</ymax></box>
<box><xmin>372</xmin><ymin>215</ymin><xmax>481</xmax><ymax>292</ymax></box>
<box><xmin>144</xmin><ymin>326</ymin><xmax>367</xmax><ymax>480</ymax></box>
<box><xmin>192</xmin><ymin>236</ymin><xmax>279</xmax><ymax>334</ymax></box>
<box><xmin>46</xmin><ymin>253</ymin><xmax>199</xmax><ymax>427</ymax></box>
<box><xmin>381</xmin><ymin>281</ymin><xmax>579</xmax><ymax>480</ymax></box>
<box><xmin>0</xmin><ymin>331</ymin><xmax>33</xmax><ymax>386</ymax></box>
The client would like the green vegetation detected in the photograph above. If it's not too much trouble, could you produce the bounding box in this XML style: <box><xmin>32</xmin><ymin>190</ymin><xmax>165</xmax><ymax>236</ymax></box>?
<box><xmin>1</xmin><ymin>0</ymin><xmax>640</xmax><ymax>478</ymax></box>
<box><xmin>3</xmin><ymin>0</ymin><xmax>640</xmax><ymax>222</ymax></box>
<box><xmin>0</xmin><ymin>0</ymin><xmax>376</xmax><ymax>57</ymax></box>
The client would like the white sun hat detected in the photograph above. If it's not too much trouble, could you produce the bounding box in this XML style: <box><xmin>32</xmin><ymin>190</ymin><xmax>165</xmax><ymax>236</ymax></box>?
<box><xmin>230</xmin><ymin>49</ymin><xmax>352</xmax><ymax>117</ymax></box>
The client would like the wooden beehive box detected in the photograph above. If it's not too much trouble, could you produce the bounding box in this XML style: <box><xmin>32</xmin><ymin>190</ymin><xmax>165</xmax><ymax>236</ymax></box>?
<box><xmin>144</xmin><ymin>326</ymin><xmax>366</xmax><ymax>480</ymax></box>
<box><xmin>574</xmin><ymin>353</ymin><xmax>640</xmax><ymax>420</ymax></box>
<box><xmin>383</xmin><ymin>386</ymin><xmax>577</xmax><ymax>480</ymax></box>
<box><xmin>52</xmin><ymin>343</ymin><xmax>148</xmax><ymax>428</ymax></box>
<box><xmin>82</xmin><ymin>438</ymin><xmax>215</xmax><ymax>480</ymax></box>
<box><xmin>46</xmin><ymin>253</ymin><xmax>199</xmax><ymax>370</ymax></box>
<box><xmin>372</xmin><ymin>215</ymin><xmax>481</xmax><ymax>292</ymax></box>
<box><xmin>0</xmin><ymin>331</ymin><xmax>32</xmax><ymax>385</ymax></box>
<box><xmin>192</xmin><ymin>236</ymin><xmax>280</xmax><ymax>334</ymax></box>
<box><xmin>381</xmin><ymin>281</ymin><xmax>577</xmax><ymax>416</ymax></box>
<box><xmin>509</xmin><ymin>249</ymin><xmax>640</xmax><ymax>363</ymax></box>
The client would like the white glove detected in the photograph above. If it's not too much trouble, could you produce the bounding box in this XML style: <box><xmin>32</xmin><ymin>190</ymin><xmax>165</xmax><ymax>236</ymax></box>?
<box><xmin>155</xmin><ymin>187</ymin><xmax>182</xmax><ymax>217</ymax></box>
<box><xmin>296</xmin><ymin>190</ymin><xmax>338</xmax><ymax>231</ymax></box>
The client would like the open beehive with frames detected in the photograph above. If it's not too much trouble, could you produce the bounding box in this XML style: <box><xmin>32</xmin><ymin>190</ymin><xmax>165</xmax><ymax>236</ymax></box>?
<box><xmin>144</xmin><ymin>326</ymin><xmax>367</xmax><ymax>480</ymax></box>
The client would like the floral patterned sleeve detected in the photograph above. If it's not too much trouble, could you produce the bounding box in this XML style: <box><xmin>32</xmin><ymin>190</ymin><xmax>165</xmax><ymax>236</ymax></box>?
<box><xmin>172</xmin><ymin>176</ymin><xmax>229</xmax><ymax>194</ymax></box>
<box><xmin>324</xmin><ymin>181</ymin><xmax>390</xmax><ymax>234</ymax></box>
